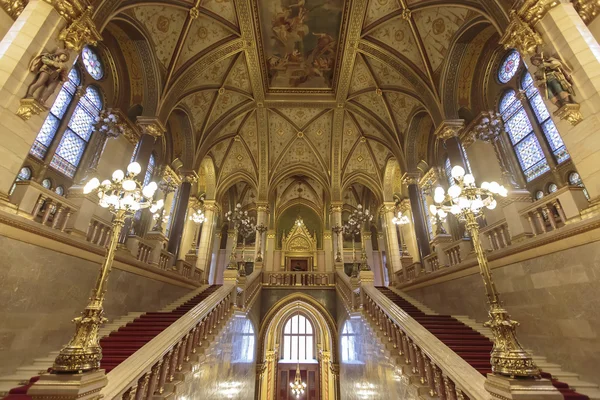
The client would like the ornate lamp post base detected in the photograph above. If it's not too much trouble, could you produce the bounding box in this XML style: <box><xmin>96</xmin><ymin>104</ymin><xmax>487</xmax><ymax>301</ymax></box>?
<box><xmin>486</xmin><ymin>305</ymin><xmax>540</xmax><ymax>377</ymax></box>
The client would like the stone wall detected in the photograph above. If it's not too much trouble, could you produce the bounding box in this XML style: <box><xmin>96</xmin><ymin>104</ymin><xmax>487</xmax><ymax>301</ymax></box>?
<box><xmin>0</xmin><ymin>236</ymin><xmax>191</xmax><ymax>376</ymax></box>
<box><xmin>260</xmin><ymin>289</ymin><xmax>337</xmax><ymax>321</ymax></box>
<box><xmin>406</xmin><ymin>240</ymin><xmax>600</xmax><ymax>385</ymax></box>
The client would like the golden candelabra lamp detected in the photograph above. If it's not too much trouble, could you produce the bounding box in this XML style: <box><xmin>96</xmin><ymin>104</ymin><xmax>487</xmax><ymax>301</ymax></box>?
<box><xmin>391</xmin><ymin>211</ymin><xmax>410</xmax><ymax>257</ymax></box>
<box><xmin>290</xmin><ymin>305</ymin><xmax>307</xmax><ymax>398</ymax></box>
<box><xmin>331</xmin><ymin>225</ymin><xmax>343</xmax><ymax>263</ymax></box>
<box><xmin>225</xmin><ymin>203</ymin><xmax>254</xmax><ymax>275</ymax></box>
<box><xmin>188</xmin><ymin>208</ymin><xmax>206</xmax><ymax>254</ymax></box>
<box><xmin>255</xmin><ymin>223</ymin><xmax>268</xmax><ymax>262</ymax></box>
<box><xmin>429</xmin><ymin>165</ymin><xmax>539</xmax><ymax>378</ymax></box>
<box><xmin>52</xmin><ymin>162</ymin><xmax>163</xmax><ymax>373</ymax></box>
<box><xmin>346</xmin><ymin>204</ymin><xmax>373</xmax><ymax>273</ymax></box>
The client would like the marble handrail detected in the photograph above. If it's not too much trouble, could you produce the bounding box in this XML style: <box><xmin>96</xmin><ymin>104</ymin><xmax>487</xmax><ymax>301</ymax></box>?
<box><xmin>335</xmin><ymin>270</ymin><xmax>360</xmax><ymax>311</ymax></box>
<box><xmin>101</xmin><ymin>284</ymin><xmax>235</xmax><ymax>399</ymax></box>
<box><xmin>362</xmin><ymin>285</ymin><xmax>488</xmax><ymax>399</ymax></box>
<box><xmin>237</xmin><ymin>269</ymin><xmax>262</xmax><ymax>309</ymax></box>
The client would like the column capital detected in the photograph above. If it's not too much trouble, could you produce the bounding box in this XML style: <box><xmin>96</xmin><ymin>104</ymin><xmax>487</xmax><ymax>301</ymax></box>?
<box><xmin>0</xmin><ymin>0</ymin><xmax>27</xmax><ymax>19</ymax></box>
<box><xmin>499</xmin><ymin>10</ymin><xmax>544</xmax><ymax>55</ymax></box>
<box><xmin>401</xmin><ymin>172</ymin><xmax>420</xmax><ymax>186</ymax></box>
<box><xmin>329</xmin><ymin>202</ymin><xmax>343</xmax><ymax>213</ymax></box>
<box><xmin>136</xmin><ymin>116</ymin><xmax>166</xmax><ymax>138</ymax></box>
<box><xmin>107</xmin><ymin>108</ymin><xmax>141</xmax><ymax>145</ymax></box>
<box><xmin>512</xmin><ymin>0</ymin><xmax>561</xmax><ymax>26</ymax></box>
<box><xmin>161</xmin><ymin>165</ymin><xmax>182</xmax><ymax>187</ymax></box>
<box><xmin>179</xmin><ymin>169</ymin><xmax>198</xmax><ymax>184</ymax></box>
<box><xmin>433</xmin><ymin>119</ymin><xmax>465</xmax><ymax>141</ymax></box>
<box><xmin>203</xmin><ymin>200</ymin><xmax>220</xmax><ymax>212</ymax></box>
<box><xmin>380</xmin><ymin>201</ymin><xmax>397</xmax><ymax>214</ymax></box>
<box><xmin>57</xmin><ymin>6</ymin><xmax>101</xmax><ymax>52</ymax></box>
<box><xmin>419</xmin><ymin>167</ymin><xmax>439</xmax><ymax>191</ymax></box>
<box><xmin>463</xmin><ymin>111</ymin><xmax>503</xmax><ymax>147</ymax></box>
<box><xmin>573</xmin><ymin>0</ymin><xmax>600</xmax><ymax>23</ymax></box>
<box><xmin>256</xmin><ymin>202</ymin><xmax>269</xmax><ymax>212</ymax></box>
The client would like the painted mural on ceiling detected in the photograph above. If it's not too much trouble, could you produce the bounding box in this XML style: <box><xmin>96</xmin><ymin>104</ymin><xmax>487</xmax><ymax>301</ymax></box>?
<box><xmin>258</xmin><ymin>0</ymin><xmax>344</xmax><ymax>90</ymax></box>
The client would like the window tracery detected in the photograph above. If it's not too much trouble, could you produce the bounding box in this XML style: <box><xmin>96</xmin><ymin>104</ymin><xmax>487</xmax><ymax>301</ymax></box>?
<box><xmin>498</xmin><ymin>50</ymin><xmax>520</xmax><ymax>84</ymax></box>
<box><xmin>282</xmin><ymin>314</ymin><xmax>315</xmax><ymax>362</ymax></box>
<box><xmin>82</xmin><ymin>46</ymin><xmax>104</xmax><ymax>80</ymax></box>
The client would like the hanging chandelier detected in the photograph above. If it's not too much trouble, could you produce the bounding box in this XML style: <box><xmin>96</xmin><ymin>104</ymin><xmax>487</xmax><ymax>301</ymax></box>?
<box><xmin>290</xmin><ymin>304</ymin><xmax>307</xmax><ymax>398</ymax></box>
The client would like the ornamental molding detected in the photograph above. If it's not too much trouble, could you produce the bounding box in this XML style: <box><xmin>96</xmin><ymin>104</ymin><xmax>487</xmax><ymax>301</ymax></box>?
<box><xmin>136</xmin><ymin>116</ymin><xmax>166</xmax><ymax>138</ymax></box>
<box><xmin>162</xmin><ymin>165</ymin><xmax>182</xmax><ymax>186</ymax></box>
<box><xmin>513</xmin><ymin>0</ymin><xmax>560</xmax><ymax>26</ymax></box>
<box><xmin>401</xmin><ymin>172</ymin><xmax>420</xmax><ymax>186</ymax></box>
<box><xmin>433</xmin><ymin>119</ymin><xmax>465</xmax><ymax>141</ymax></box>
<box><xmin>58</xmin><ymin>6</ymin><xmax>101</xmax><ymax>52</ymax></box>
<box><xmin>573</xmin><ymin>0</ymin><xmax>600</xmax><ymax>23</ymax></box>
<box><xmin>419</xmin><ymin>168</ymin><xmax>439</xmax><ymax>191</ymax></box>
<box><xmin>0</xmin><ymin>0</ymin><xmax>26</xmax><ymax>19</ymax></box>
<box><xmin>499</xmin><ymin>9</ymin><xmax>543</xmax><ymax>55</ymax></box>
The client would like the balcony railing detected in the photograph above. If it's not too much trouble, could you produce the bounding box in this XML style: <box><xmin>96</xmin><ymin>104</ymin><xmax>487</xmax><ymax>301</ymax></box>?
<box><xmin>263</xmin><ymin>272</ymin><xmax>335</xmax><ymax>287</ymax></box>
<box><xmin>481</xmin><ymin>219</ymin><xmax>511</xmax><ymax>251</ymax></box>
<box><xmin>100</xmin><ymin>284</ymin><xmax>235</xmax><ymax>399</ymax></box>
<box><xmin>86</xmin><ymin>217</ymin><xmax>112</xmax><ymax>247</ymax></box>
<box><xmin>423</xmin><ymin>253</ymin><xmax>440</xmax><ymax>272</ymax></box>
<box><xmin>335</xmin><ymin>271</ymin><xmax>360</xmax><ymax>311</ymax></box>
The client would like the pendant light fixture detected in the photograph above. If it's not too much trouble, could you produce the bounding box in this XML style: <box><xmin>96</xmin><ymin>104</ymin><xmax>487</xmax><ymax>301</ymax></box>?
<box><xmin>290</xmin><ymin>304</ymin><xmax>307</xmax><ymax>398</ymax></box>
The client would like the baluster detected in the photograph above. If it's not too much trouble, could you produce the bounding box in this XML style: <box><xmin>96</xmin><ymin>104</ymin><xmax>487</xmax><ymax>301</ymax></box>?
<box><xmin>433</xmin><ymin>365</ymin><xmax>446</xmax><ymax>400</ymax></box>
<box><xmin>90</xmin><ymin>221</ymin><xmax>99</xmax><ymax>243</ymax></box>
<box><xmin>535</xmin><ymin>209</ymin><xmax>548</xmax><ymax>233</ymax></box>
<box><xmin>178</xmin><ymin>334</ymin><xmax>190</xmax><ymax>371</ymax></box>
<box><xmin>386</xmin><ymin>318</ymin><xmax>392</xmax><ymax>340</ymax></box>
<box><xmin>554</xmin><ymin>200</ymin><xmax>567</xmax><ymax>224</ymax></box>
<box><xmin>424</xmin><ymin>356</ymin><xmax>437</xmax><ymax>397</ymax></box>
<box><xmin>443</xmin><ymin>375</ymin><xmax>457</xmax><ymax>400</ymax></box>
<box><xmin>208</xmin><ymin>311</ymin><xmax>215</xmax><ymax>334</ymax></box>
<box><xmin>168</xmin><ymin>342</ymin><xmax>181</xmax><ymax>382</ymax></box>
<box><xmin>456</xmin><ymin>388</ymin><xmax>466</xmax><ymax>400</ymax></box>
<box><xmin>32</xmin><ymin>195</ymin><xmax>47</xmax><ymax>218</ymax></box>
<box><xmin>134</xmin><ymin>372</ymin><xmax>150</xmax><ymax>400</ymax></box>
<box><xmin>408</xmin><ymin>340</ymin><xmax>418</xmax><ymax>374</ymax></box>
<box><xmin>51</xmin><ymin>206</ymin><xmax>65</xmax><ymax>229</ymax></box>
<box><xmin>192</xmin><ymin>323</ymin><xmax>201</xmax><ymax>352</ymax></box>
<box><xmin>492</xmin><ymin>230</ymin><xmax>501</xmax><ymax>249</ymax></box>
<box><xmin>61</xmin><ymin>210</ymin><xmax>71</xmax><ymax>232</ymax></box>
<box><xmin>401</xmin><ymin>333</ymin><xmax>410</xmax><ymax>364</ymax></box>
<box><xmin>146</xmin><ymin>360</ymin><xmax>162</xmax><ymax>399</ymax></box>
<box><xmin>97</xmin><ymin>225</ymin><xmax>106</xmax><ymax>246</ymax></box>
<box><xmin>391</xmin><ymin>325</ymin><xmax>399</xmax><ymax>349</ymax></box>
<box><xmin>41</xmin><ymin>200</ymin><xmax>54</xmax><ymax>225</ymax></box>
<box><xmin>185</xmin><ymin>328</ymin><xmax>196</xmax><ymax>361</ymax></box>
<box><xmin>545</xmin><ymin>205</ymin><xmax>557</xmax><ymax>230</ymax></box>
<box><xmin>485</xmin><ymin>232</ymin><xmax>495</xmax><ymax>250</ymax></box>
<box><xmin>501</xmin><ymin>225</ymin><xmax>511</xmax><ymax>247</ymax></box>
<box><xmin>122</xmin><ymin>385</ymin><xmax>137</xmax><ymax>400</ymax></box>
<box><xmin>155</xmin><ymin>351</ymin><xmax>172</xmax><ymax>394</ymax></box>
<box><xmin>527</xmin><ymin>213</ymin><xmax>538</xmax><ymax>236</ymax></box>
<box><xmin>415</xmin><ymin>346</ymin><xmax>426</xmax><ymax>384</ymax></box>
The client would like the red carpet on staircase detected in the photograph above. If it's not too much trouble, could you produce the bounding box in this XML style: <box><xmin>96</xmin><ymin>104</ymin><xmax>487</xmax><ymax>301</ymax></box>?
<box><xmin>2</xmin><ymin>285</ymin><xmax>220</xmax><ymax>400</ymax></box>
<box><xmin>376</xmin><ymin>287</ymin><xmax>589</xmax><ymax>400</ymax></box>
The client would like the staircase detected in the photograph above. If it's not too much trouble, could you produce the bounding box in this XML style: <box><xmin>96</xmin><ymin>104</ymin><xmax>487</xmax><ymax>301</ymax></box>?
<box><xmin>377</xmin><ymin>287</ymin><xmax>590</xmax><ymax>400</ymax></box>
<box><xmin>1</xmin><ymin>285</ymin><xmax>219</xmax><ymax>399</ymax></box>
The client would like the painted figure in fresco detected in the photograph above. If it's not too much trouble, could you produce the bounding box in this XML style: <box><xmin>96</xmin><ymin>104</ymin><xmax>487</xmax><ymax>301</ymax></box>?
<box><xmin>530</xmin><ymin>53</ymin><xmax>576</xmax><ymax>108</ymax></box>
<box><xmin>25</xmin><ymin>49</ymin><xmax>70</xmax><ymax>105</ymax></box>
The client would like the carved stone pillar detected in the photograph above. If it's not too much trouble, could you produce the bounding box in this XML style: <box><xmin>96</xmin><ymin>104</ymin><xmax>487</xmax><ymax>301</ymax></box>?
<box><xmin>196</xmin><ymin>201</ymin><xmax>218</xmax><ymax>273</ymax></box>
<box><xmin>381</xmin><ymin>202</ymin><xmax>402</xmax><ymax>276</ymax></box>
<box><xmin>330</xmin><ymin>202</ymin><xmax>343</xmax><ymax>268</ymax></box>
<box><xmin>403</xmin><ymin>173</ymin><xmax>431</xmax><ymax>261</ymax></box>
<box><xmin>167</xmin><ymin>172</ymin><xmax>196</xmax><ymax>257</ymax></box>
<box><xmin>254</xmin><ymin>203</ymin><xmax>268</xmax><ymax>265</ymax></box>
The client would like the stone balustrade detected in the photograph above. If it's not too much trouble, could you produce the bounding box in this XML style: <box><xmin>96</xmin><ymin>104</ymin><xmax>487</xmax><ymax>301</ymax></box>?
<box><xmin>86</xmin><ymin>217</ymin><xmax>112</xmax><ymax>247</ymax></box>
<box><xmin>236</xmin><ymin>269</ymin><xmax>262</xmax><ymax>309</ymax></box>
<box><xmin>362</xmin><ymin>286</ymin><xmax>487</xmax><ymax>400</ymax></box>
<box><xmin>100</xmin><ymin>285</ymin><xmax>235</xmax><ymax>399</ymax></box>
<box><xmin>444</xmin><ymin>242</ymin><xmax>462</xmax><ymax>267</ymax></box>
<box><xmin>263</xmin><ymin>271</ymin><xmax>334</xmax><ymax>287</ymax></box>
<box><xmin>335</xmin><ymin>271</ymin><xmax>360</xmax><ymax>312</ymax></box>
<box><xmin>423</xmin><ymin>253</ymin><xmax>440</xmax><ymax>272</ymax></box>
<box><xmin>158</xmin><ymin>250</ymin><xmax>174</xmax><ymax>270</ymax></box>
<box><xmin>481</xmin><ymin>219</ymin><xmax>511</xmax><ymax>251</ymax></box>
<box><xmin>519</xmin><ymin>186</ymin><xmax>587</xmax><ymax>236</ymax></box>
<box><xmin>11</xmin><ymin>180</ymin><xmax>78</xmax><ymax>232</ymax></box>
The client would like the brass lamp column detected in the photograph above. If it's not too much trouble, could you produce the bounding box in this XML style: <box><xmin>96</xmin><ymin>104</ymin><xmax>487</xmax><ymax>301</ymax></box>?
<box><xmin>430</xmin><ymin>165</ymin><xmax>539</xmax><ymax>377</ymax></box>
<box><xmin>225</xmin><ymin>203</ymin><xmax>253</xmax><ymax>274</ymax></box>
<box><xmin>53</xmin><ymin>162</ymin><xmax>164</xmax><ymax>373</ymax></box>
<box><xmin>331</xmin><ymin>225</ymin><xmax>343</xmax><ymax>262</ymax></box>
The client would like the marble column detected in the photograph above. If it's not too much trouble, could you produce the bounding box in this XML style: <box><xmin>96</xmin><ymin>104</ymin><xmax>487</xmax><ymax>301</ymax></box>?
<box><xmin>403</xmin><ymin>174</ymin><xmax>431</xmax><ymax>261</ymax></box>
<box><xmin>330</xmin><ymin>202</ymin><xmax>344</xmax><ymax>269</ymax></box>
<box><xmin>445</xmin><ymin>136</ymin><xmax>469</xmax><ymax>172</ymax></box>
<box><xmin>381</xmin><ymin>202</ymin><xmax>402</xmax><ymax>276</ymax></box>
<box><xmin>265</xmin><ymin>230</ymin><xmax>276</xmax><ymax>271</ymax></box>
<box><xmin>208</xmin><ymin>232</ymin><xmax>221</xmax><ymax>284</ymax></box>
<box><xmin>534</xmin><ymin>3</ymin><xmax>600</xmax><ymax>202</ymax></box>
<box><xmin>323</xmin><ymin>230</ymin><xmax>333</xmax><ymax>272</ymax></box>
<box><xmin>167</xmin><ymin>174</ymin><xmax>194</xmax><ymax>257</ymax></box>
<box><xmin>0</xmin><ymin>0</ymin><xmax>68</xmax><ymax>202</ymax></box>
<box><xmin>196</xmin><ymin>202</ymin><xmax>218</xmax><ymax>274</ymax></box>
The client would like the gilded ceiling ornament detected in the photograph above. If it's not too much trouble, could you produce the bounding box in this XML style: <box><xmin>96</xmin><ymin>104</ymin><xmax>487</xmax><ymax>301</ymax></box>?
<box><xmin>573</xmin><ymin>0</ymin><xmax>600</xmax><ymax>23</ymax></box>
<box><xmin>189</xmin><ymin>6</ymin><xmax>199</xmax><ymax>19</ymax></box>
<box><xmin>514</xmin><ymin>0</ymin><xmax>560</xmax><ymax>26</ymax></box>
<box><xmin>136</xmin><ymin>116</ymin><xmax>166</xmax><ymax>138</ymax></box>
<box><xmin>58</xmin><ymin>6</ymin><xmax>101</xmax><ymax>52</ymax></box>
<box><xmin>400</xmin><ymin>7</ymin><xmax>411</xmax><ymax>20</ymax></box>
<box><xmin>499</xmin><ymin>10</ymin><xmax>543</xmax><ymax>55</ymax></box>
<box><xmin>433</xmin><ymin>119</ymin><xmax>464</xmax><ymax>141</ymax></box>
<box><xmin>16</xmin><ymin>98</ymin><xmax>47</xmax><ymax>121</ymax></box>
<box><xmin>0</xmin><ymin>0</ymin><xmax>26</xmax><ymax>18</ymax></box>
<box><xmin>43</xmin><ymin>0</ymin><xmax>87</xmax><ymax>23</ymax></box>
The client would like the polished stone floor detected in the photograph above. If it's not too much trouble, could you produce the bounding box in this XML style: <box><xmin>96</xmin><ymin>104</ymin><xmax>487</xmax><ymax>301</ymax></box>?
<box><xmin>176</xmin><ymin>315</ymin><xmax>256</xmax><ymax>400</ymax></box>
<box><xmin>339</xmin><ymin>317</ymin><xmax>416</xmax><ymax>400</ymax></box>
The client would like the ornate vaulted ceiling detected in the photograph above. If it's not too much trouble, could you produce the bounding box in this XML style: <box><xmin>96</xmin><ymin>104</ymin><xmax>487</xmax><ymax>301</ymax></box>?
<box><xmin>99</xmin><ymin>0</ymin><xmax>508</xmax><ymax>200</ymax></box>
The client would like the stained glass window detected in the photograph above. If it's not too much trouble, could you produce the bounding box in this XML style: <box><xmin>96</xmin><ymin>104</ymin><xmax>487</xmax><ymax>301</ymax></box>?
<box><xmin>422</xmin><ymin>189</ymin><xmax>433</xmax><ymax>239</ymax></box>
<box><xmin>55</xmin><ymin>186</ymin><xmax>64</xmax><ymax>196</ymax></box>
<box><xmin>535</xmin><ymin>190</ymin><xmax>544</xmax><ymax>200</ymax></box>
<box><xmin>568</xmin><ymin>171</ymin><xmax>589</xmax><ymax>199</ymax></box>
<box><xmin>42</xmin><ymin>178</ymin><xmax>52</xmax><ymax>189</ymax></box>
<box><xmin>548</xmin><ymin>183</ymin><xmax>558</xmax><ymax>193</ymax></box>
<box><xmin>461</xmin><ymin>144</ymin><xmax>472</xmax><ymax>173</ymax></box>
<box><xmin>30</xmin><ymin>69</ymin><xmax>80</xmax><ymax>159</ymax></box>
<box><xmin>521</xmin><ymin>72</ymin><xmax>570</xmax><ymax>164</ymax></box>
<box><xmin>166</xmin><ymin>187</ymin><xmax>179</xmax><ymax>237</ymax></box>
<box><xmin>144</xmin><ymin>153</ymin><xmax>156</xmax><ymax>186</ymax></box>
<box><xmin>50</xmin><ymin>85</ymin><xmax>103</xmax><ymax>177</ymax></box>
<box><xmin>341</xmin><ymin>320</ymin><xmax>359</xmax><ymax>363</ymax></box>
<box><xmin>9</xmin><ymin>167</ymin><xmax>33</xmax><ymax>195</ymax></box>
<box><xmin>499</xmin><ymin>89</ymin><xmax>549</xmax><ymax>182</ymax></box>
<box><xmin>82</xmin><ymin>46</ymin><xmax>104</xmax><ymax>80</ymax></box>
<box><xmin>282</xmin><ymin>314</ymin><xmax>315</xmax><ymax>362</ymax></box>
<box><xmin>130</xmin><ymin>141</ymin><xmax>140</xmax><ymax>163</ymax></box>
<box><xmin>444</xmin><ymin>157</ymin><xmax>453</xmax><ymax>186</ymax></box>
<box><xmin>498</xmin><ymin>50</ymin><xmax>520</xmax><ymax>84</ymax></box>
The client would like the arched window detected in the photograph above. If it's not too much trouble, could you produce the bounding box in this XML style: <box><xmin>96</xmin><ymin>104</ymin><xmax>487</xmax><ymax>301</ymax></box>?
<box><xmin>340</xmin><ymin>320</ymin><xmax>359</xmax><ymax>363</ymax></box>
<box><xmin>282</xmin><ymin>314</ymin><xmax>315</xmax><ymax>362</ymax></box>
<box><xmin>9</xmin><ymin>167</ymin><xmax>33</xmax><ymax>195</ymax></box>
<box><xmin>498</xmin><ymin>50</ymin><xmax>520</xmax><ymax>84</ymax></box>
<box><xmin>130</xmin><ymin>140</ymin><xmax>140</xmax><ymax>163</ymax></box>
<box><xmin>49</xmin><ymin>85</ymin><xmax>103</xmax><ymax>177</ymax></box>
<box><xmin>30</xmin><ymin>68</ymin><xmax>80</xmax><ymax>159</ymax></box>
<box><xmin>82</xmin><ymin>46</ymin><xmax>104</xmax><ymax>80</ymax></box>
<box><xmin>499</xmin><ymin>89</ymin><xmax>549</xmax><ymax>182</ymax></box>
<box><xmin>548</xmin><ymin>183</ymin><xmax>558</xmax><ymax>194</ymax></box>
<box><xmin>233</xmin><ymin>319</ymin><xmax>255</xmax><ymax>363</ymax></box>
<box><xmin>143</xmin><ymin>152</ymin><xmax>156</xmax><ymax>186</ymax></box>
<box><xmin>444</xmin><ymin>157</ymin><xmax>452</xmax><ymax>186</ymax></box>
<box><xmin>521</xmin><ymin>72</ymin><xmax>569</xmax><ymax>163</ymax></box>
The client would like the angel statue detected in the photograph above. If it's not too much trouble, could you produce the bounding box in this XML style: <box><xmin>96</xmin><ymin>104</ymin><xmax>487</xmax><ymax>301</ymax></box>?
<box><xmin>530</xmin><ymin>53</ymin><xmax>576</xmax><ymax>108</ymax></box>
<box><xmin>25</xmin><ymin>49</ymin><xmax>70</xmax><ymax>105</ymax></box>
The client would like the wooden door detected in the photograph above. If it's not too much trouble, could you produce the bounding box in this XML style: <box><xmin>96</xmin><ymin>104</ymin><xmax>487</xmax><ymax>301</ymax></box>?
<box><xmin>276</xmin><ymin>363</ymin><xmax>319</xmax><ymax>400</ymax></box>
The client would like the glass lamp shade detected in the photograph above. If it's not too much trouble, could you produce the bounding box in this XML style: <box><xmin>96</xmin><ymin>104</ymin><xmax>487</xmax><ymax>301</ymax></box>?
<box><xmin>112</xmin><ymin>169</ymin><xmax>124</xmax><ymax>181</ymax></box>
<box><xmin>488</xmin><ymin>181</ymin><xmax>500</xmax><ymax>194</ymax></box>
<box><xmin>463</xmin><ymin>174</ymin><xmax>475</xmax><ymax>185</ymax></box>
<box><xmin>434</xmin><ymin>192</ymin><xmax>445</xmax><ymax>204</ymax></box>
<box><xmin>121</xmin><ymin>179</ymin><xmax>136</xmax><ymax>191</ymax></box>
<box><xmin>83</xmin><ymin>177</ymin><xmax>100</xmax><ymax>194</ymax></box>
<box><xmin>481</xmin><ymin>181</ymin><xmax>490</xmax><ymax>190</ymax></box>
<box><xmin>451</xmin><ymin>165</ymin><xmax>465</xmax><ymax>179</ymax></box>
<box><xmin>429</xmin><ymin>204</ymin><xmax>437</xmax><ymax>215</ymax></box>
<box><xmin>127</xmin><ymin>162</ymin><xmax>141</xmax><ymax>176</ymax></box>
<box><xmin>448</xmin><ymin>185</ymin><xmax>462</xmax><ymax>199</ymax></box>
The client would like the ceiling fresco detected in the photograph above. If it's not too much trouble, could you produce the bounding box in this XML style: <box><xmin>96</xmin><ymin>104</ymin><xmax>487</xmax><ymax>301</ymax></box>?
<box><xmin>104</xmin><ymin>0</ymin><xmax>504</xmax><ymax>198</ymax></box>
<box><xmin>256</xmin><ymin>0</ymin><xmax>345</xmax><ymax>91</ymax></box>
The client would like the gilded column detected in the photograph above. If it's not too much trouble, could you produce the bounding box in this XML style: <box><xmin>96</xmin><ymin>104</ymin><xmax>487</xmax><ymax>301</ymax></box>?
<box><xmin>330</xmin><ymin>202</ymin><xmax>343</xmax><ymax>268</ymax></box>
<box><xmin>403</xmin><ymin>173</ymin><xmax>431</xmax><ymax>261</ymax></box>
<box><xmin>381</xmin><ymin>202</ymin><xmax>402</xmax><ymax>277</ymax></box>
<box><xmin>254</xmin><ymin>203</ymin><xmax>268</xmax><ymax>266</ymax></box>
<box><xmin>167</xmin><ymin>171</ymin><xmax>197</xmax><ymax>257</ymax></box>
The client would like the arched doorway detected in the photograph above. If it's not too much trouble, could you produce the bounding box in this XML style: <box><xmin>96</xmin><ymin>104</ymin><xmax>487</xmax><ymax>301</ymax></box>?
<box><xmin>257</xmin><ymin>294</ymin><xmax>339</xmax><ymax>400</ymax></box>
